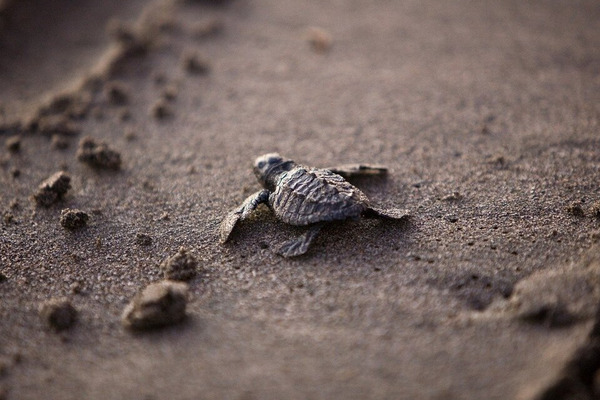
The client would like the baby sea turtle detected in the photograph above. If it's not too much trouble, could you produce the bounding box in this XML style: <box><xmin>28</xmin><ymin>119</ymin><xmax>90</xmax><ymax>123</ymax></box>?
<box><xmin>220</xmin><ymin>153</ymin><xmax>409</xmax><ymax>257</ymax></box>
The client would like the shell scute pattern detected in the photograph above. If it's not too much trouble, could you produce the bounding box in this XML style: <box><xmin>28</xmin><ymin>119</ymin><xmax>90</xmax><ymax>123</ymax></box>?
<box><xmin>271</xmin><ymin>167</ymin><xmax>369</xmax><ymax>225</ymax></box>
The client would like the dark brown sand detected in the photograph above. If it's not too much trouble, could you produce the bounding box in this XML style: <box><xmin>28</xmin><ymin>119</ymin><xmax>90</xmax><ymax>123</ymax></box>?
<box><xmin>1</xmin><ymin>0</ymin><xmax>600</xmax><ymax>399</ymax></box>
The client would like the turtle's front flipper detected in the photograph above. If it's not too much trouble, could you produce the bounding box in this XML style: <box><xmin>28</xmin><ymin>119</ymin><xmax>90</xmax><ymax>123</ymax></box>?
<box><xmin>220</xmin><ymin>189</ymin><xmax>271</xmax><ymax>243</ymax></box>
<box><xmin>276</xmin><ymin>223</ymin><xmax>325</xmax><ymax>257</ymax></box>
<box><xmin>363</xmin><ymin>206</ymin><xmax>410</xmax><ymax>221</ymax></box>
<box><xmin>327</xmin><ymin>164</ymin><xmax>388</xmax><ymax>179</ymax></box>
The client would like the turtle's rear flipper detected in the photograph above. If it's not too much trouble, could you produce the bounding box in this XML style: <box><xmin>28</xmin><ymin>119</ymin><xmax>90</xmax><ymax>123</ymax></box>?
<box><xmin>363</xmin><ymin>207</ymin><xmax>410</xmax><ymax>221</ymax></box>
<box><xmin>327</xmin><ymin>164</ymin><xmax>388</xmax><ymax>179</ymax></box>
<box><xmin>276</xmin><ymin>223</ymin><xmax>324</xmax><ymax>257</ymax></box>
<box><xmin>220</xmin><ymin>189</ymin><xmax>270</xmax><ymax>243</ymax></box>
<box><xmin>220</xmin><ymin>211</ymin><xmax>244</xmax><ymax>244</ymax></box>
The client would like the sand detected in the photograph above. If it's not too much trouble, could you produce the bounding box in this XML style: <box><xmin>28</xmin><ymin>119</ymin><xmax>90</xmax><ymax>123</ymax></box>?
<box><xmin>1</xmin><ymin>0</ymin><xmax>600</xmax><ymax>399</ymax></box>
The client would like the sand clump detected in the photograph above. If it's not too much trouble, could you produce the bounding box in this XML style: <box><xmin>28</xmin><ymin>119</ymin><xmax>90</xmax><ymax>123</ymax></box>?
<box><xmin>105</xmin><ymin>18</ymin><xmax>153</xmax><ymax>60</ymax></box>
<box><xmin>60</xmin><ymin>209</ymin><xmax>89</xmax><ymax>230</ymax></box>
<box><xmin>104</xmin><ymin>3</ymin><xmax>183</xmax><ymax>78</ymax></box>
<box><xmin>135</xmin><ymin>233</ymin><xmax>152</xmax><ymax>246</ymax></box>
<box><xmin>50</xmin><ymin>134</ymin><xmax>69</xmax><ymax>150</ymax></box>
<box><xmin>591</xmin><ymin>202</ymin><xmax>600</xmax><ymax>220</ymax></box>
<box><xmin>104</xmin><ymin>81</ymin><xmax>130</xmax><ymax>106</ymax></box>
<box><xmin>121</xmin><ymin>280</ymin><xmax>188</xmax><ymax>330</ymax></box>
<box><xmin>4</xmin><ymin>135</ymin><xmax>20</xmax><ymax>152</ymax></box>
<box><xmin>32</xmin><ymin>171</ymin><xmax>71</xmax><ymax>207</ymax></box>
<box><xmin>566</xmin><ymin>202</ymin><xmax>585</xmax><ymax>217</ymax></box>
<box><xmin>124</xmin><ymin>127</ymin><xmax>137</xmax><ymax>141</ymax></box>
<box><xmin>181</xmin><ymin>51</ymin><xmax>210</xmax><ymax>75</ymax></box>
<box><xmin>39</xmin><ymin>298</ymin><xmax>78</xmax><ymax>331</ymax></box>
<box><xmin>3</xmin><ymin>212</ymin><xmax>15</xmax><ymax>225</ymax></box>
<box><xmin>76</xmin><ymin>137</ymin><xmax>122</xmax><ymax>169</ymax></box>
<box><xmin>106</xmin><ymin>19</ymin><xmax>140</xmax><ymax>46</ymax></box>
<box><xmin>151</xmin><ymin>100</ymin><xmax>174</xmax><ymax>120</ymax></box>
<box><xmin>160</xmin><ymin>247</ymin><xmax>198</xmax><ymax>281</ymax></box>
<box><xmin>161</xmin><ymin>84</ymin><xmax>178</xmax><ymax>101</ymax></box>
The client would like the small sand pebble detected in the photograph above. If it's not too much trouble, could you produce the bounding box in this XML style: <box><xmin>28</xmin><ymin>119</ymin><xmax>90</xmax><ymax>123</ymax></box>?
<box><xmin>181</xmin><ymin>52</ymin><xmax>210</xmax><ymax>75</ymax></box>
<box><xmin>32</xmin><ymin>171</ymin><xmax>71</xmax><ymax>207</ymax></box>
<box><xmin>50</xmin><ymin>134</ymin><xmax>69</xmax><ymax>150</ymax></box>
<box><xmin>76</xmin><ymin>137</ymin><xmax>122</xmax><ymax>170</ymax></box>
<box><xmin>121</xmin><ymin>280</ymin><xmax>188</xmax><ymax>331</ymax></box>
<box><xmin>151</xmin><ymin>100</ymin><xmax>174</xmax><ymax>120</ymax></box>
<box><xmin>135</xmin><ymin>233</ymin><xmax>152</xmax><ymax>246</ymax></box>
<box><xmin>3</xmin><ymin>212</ymin><xmax>15</xmax><ymax>225</ymax></box>
<box><xmin>306</xmin><ymin>27</ymin><xmax>332</xmax><ymax>53</ymax></box>
<box><xmin>60</xmin><ymin>209</ymin><xmax>89</xmax><ymax>230</ymax></box>
<box><xmin>124</xmin><ymin>127</ymin><xmax>137</xmax><ymax>141</ymax></box>
<box><xmin>10</xmin><ymin>168</ymin><xmax>20</xmax><ymax>178</ymax></box>
<box><xmin>5</xmin><ymin>135</ymin><xmax>20</xmax><ymax>152</ymax></box>
<box><xmin>69</xmin><ymin>282</ymin><xmax>83</xmax><ymax>294</ymax></box>
<box><xmin>39</xmin><ymin>298</ymin><xmax>78</xmax><ymax>331</ymax></box>
<box><xmin>142</xmin><ymin>180</ymin><xmax>155</xmax><ymax>191</ymax></box>
<box><xmin>162</xmin><ymin>85</ymin><xmax>178</xmax><ymax>101</ymax></box>
<box><xmin>160</xmin><ymin>247</ymin><xmax>198</xmax><ymax>281</ymax></box>
<box><xmin>446</xmin><ymin>215</ymin><xmax>459</xmax><ymax>223</ymax></box>
<box><xmin>566</xmin><ymin>202</ymin><xmax>585</xmax><ymax>217</ymax></box>
<box><xmin>105</xmin><ymin>82</ymin><xmax>130</xmax><ymax>106</ymax></box>
<box><xmin>591</xmin><ymin>202</ymin><xmax>600</xmax><ymax>219</ymax></box>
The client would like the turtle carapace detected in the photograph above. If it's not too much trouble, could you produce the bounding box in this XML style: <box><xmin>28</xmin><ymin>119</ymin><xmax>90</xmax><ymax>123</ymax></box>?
<box><xmin>220</xmin><ymin>153</ymin><xmax>408</xmax><ymax>257</ymax></box>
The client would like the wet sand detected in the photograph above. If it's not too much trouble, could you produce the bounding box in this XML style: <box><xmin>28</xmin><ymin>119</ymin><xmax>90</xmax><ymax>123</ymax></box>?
<box><xmin>1</xmin><ymin>0</ymin><xmax>600</xmax><ymax>399</ymax></box>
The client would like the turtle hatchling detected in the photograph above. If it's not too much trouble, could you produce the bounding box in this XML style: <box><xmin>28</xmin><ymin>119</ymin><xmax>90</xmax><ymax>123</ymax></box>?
<box><xmin>220</xmin><ymin>153</ymin><xmax>409</xmax><ymax>257</ymax></box>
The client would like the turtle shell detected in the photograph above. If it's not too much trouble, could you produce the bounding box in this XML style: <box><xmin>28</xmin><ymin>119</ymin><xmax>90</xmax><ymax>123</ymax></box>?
<box><xmin>269</xmin><ymin>167</ymin><xmax>370</xmax><ymax>226</ymax></box>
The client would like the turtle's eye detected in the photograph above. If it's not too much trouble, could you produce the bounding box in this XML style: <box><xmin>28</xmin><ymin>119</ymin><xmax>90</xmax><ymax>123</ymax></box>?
<box><xmin>257</xmin><ymin>161</ymin><xmax>266</xmax><ymax>169</ymax></box>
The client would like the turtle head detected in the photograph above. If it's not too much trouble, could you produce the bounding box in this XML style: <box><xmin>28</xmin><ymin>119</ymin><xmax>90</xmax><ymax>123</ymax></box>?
<box><xmin>253</xmin><ymin>153</ymin><xmax>294</xmax><ymax>190</ymax></box>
